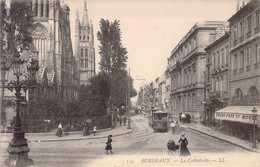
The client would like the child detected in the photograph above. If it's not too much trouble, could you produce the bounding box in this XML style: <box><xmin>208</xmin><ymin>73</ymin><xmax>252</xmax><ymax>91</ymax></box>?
<box><xmin>93</xmin><ymin>126</ymin><xmax>97</xmax><ymax>136</ymax></box>
<box><xmin>105</xmin><ymin>135</ymin><xmax>113</xmax><ymax>154</ymax></box>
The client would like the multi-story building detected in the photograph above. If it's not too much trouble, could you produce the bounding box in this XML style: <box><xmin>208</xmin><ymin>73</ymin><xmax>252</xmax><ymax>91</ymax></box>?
<box><xmin>75</xmin><ymin>1</ymin><xmax>95</xmax><ymax>85</ymax></box>
<box><xmin>2</xmin><ymin>0</ymin><xmax>80</xmax><ymax>131</ymax></box>
<box><xmin>168</xmin><ymin>21</ymin><xmax>229</xmax><ymax>122</ymax></box>
<box><xmin>165</xmin><ymin>69</ymin><xmax>171</xmax><ymax>113</ymax></box>
<box><xmin>215</xmin><ymin>0</ymin><xmax>260</xmax><ymax>140</ymax></box>
<box><xmin>160</xmin><ymin>75</ymin><xmax>166</xmax><ymax>110</ymax></box>
<box><xmin>30</xmin><ymin>0</ymin><xmax>79</xmax><ymax>102</ymax></box>
<box><xmin>137</xmin><ymin>82</ymin><xmax>156</xmax><ymax>113</ymax></box>
<box><xmin>204</xmin><ymin>32</ymin><xmax>230</xmax><ymax>125</ymax></box>
<box><xmin>153</xmin><ymin>79</ymin><xmax>159</xmax><ymax>107</ymax></box>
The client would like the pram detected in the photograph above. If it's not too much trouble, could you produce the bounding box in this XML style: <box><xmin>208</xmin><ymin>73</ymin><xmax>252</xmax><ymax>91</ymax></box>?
<box><xmin>167</xmin><ymin>140</ymin><xmax>180</xmax><ymax>155</ymax></box>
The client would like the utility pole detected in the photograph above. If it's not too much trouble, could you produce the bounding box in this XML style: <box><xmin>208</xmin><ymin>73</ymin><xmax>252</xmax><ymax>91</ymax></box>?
<box><xmin>127</xmin><ymin>68</ymin><xmax>131</xmax><ymax>129</ymax></box>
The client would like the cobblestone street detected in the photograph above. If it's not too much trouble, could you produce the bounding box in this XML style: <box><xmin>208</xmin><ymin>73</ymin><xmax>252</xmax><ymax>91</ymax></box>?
<box><xmin>1</xmin><ymin>114</ymin><xmax>257</xmax><ymax>167</ymax></box>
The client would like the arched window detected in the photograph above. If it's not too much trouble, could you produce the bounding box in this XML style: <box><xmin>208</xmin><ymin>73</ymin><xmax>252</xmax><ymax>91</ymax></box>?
<box><xmin>80</xmin><ymin>49</ymin><xmax>83</xmax><ymax>58</ymax></box>
<box><xmin>85</xmin><ymin>49</ymin><xmax>88</xmax><ymax>59</ymax></box>
<box><xmin>234</xmin><ymin>88</ymin><xmax>243</xmax><ymax>104</ymax></box>
<box><xmin>248</xmin><ymin>86</ymin><xmax>259</xmax><ymax>103</ymax></box>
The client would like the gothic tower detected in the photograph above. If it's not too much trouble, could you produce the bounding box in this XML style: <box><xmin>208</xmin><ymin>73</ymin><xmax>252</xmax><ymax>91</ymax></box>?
<box><xmin>30</xmin><ymin>0</ymin><xmax>79</xmax><ymax>101</ymax></box>
<box><xmin>75</xmin><ymin>0</ymin><xmax>96</xmax><ymax>86</ymax></box>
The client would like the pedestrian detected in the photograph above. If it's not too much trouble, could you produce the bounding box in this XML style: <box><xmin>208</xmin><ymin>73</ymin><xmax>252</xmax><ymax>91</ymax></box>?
<box><xmin>119</xmin><ymin>116</ymin><xmax>122</xmax><ymax>125</ymax></box>
<box><xmin>93</xmin><ymin>126</ymin><xmax>97</xmax><ymax>136</ymax></box>
<box><xmin>178</xmin><ymin>133</ymin><xmax>191</xmax><ymax>156</ymax></box>
<box><xmin>56</xmin><ymin>122</ymin><xmax>63</xmax><ymax>137</ymax></box>
<box><xmin>181</xmin><ymin>113</ymin><xmax>186</xmax><ymax>123</ymax></box>
<box><xmin>170</xmin><ymin>120</ymin><xmax>176</xmax><ymax>134</ymax></box>
<box><xmin>82</xmin><ymin>122</ymin><xmax>90</xmax><ymax>136</ymax></box>
<box><xmin>105</xmin><ymin>135</ymin><xmax>113</xmax><ymax>154</ymax></box>
<box><xmin>123</xmin><ymin>116</ymin><xmax>127</xmax><ymax>126</ymax></box>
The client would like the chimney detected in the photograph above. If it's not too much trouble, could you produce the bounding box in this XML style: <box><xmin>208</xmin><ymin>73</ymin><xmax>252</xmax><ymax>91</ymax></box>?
<box><xmin>242</xmin><ymin>0</ymin><xmax>245</xmax><ymax>7</ymax></box>
<box><xmin>237</xmin><ymin>0</ymin><xmax>240</xmax><ymax>12</ymax></box>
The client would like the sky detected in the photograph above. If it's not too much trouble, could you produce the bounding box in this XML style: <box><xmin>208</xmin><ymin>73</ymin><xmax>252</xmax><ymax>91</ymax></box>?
<box><xmin>66</xmin><ymin>0</ymin><xmax>237</xmax><ymax>100</ymax></box>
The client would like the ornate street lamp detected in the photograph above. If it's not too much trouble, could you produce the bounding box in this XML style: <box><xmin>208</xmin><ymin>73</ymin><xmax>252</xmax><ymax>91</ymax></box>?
<box><xmin>1</xmin><ymin>58</ymin><xmax>10</xmax><ymax>128</ymax></box>
<box><xmin>2</xmin><ymin>52</ymin><xmax>38</xmax><ymax>167</ymax></box>
<box><xmin>252</xmin><ymin>107</ymin><xmax>257</xmax><ymax>149</ymax></box>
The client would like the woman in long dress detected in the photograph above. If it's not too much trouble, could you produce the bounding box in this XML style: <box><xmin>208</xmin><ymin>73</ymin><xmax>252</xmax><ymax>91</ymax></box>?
<box><xmin>105</xmin><ymin>135</ymin><xmax>113</xmax><ymax>154</ymax></box>
<box><xmin>56</xmin><ymin>123</ymin><xmax>63</xmax><ymax>137</ymax></box>
<box><xmin>178</xmin><ymin>133</ymin><xmax>191</xmax><ymax>156</ymax></box>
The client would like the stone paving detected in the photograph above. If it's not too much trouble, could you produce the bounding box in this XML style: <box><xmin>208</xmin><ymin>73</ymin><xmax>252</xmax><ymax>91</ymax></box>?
<box><xmin>1</xmin><ymin>115</ymin><xmax>257</xmax><ymax>167</ymax></box>
<box><xmin>180</xmin><ymin>123</ymin><xmax>260</xmax><ymax>153</ymax></box>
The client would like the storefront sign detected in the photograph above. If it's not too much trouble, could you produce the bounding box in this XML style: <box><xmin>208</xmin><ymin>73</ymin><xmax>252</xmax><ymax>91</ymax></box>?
<box><xmin>215</xmin><ymin>113</ymin><xmax>260</xmax><ymax>125</ymax></box>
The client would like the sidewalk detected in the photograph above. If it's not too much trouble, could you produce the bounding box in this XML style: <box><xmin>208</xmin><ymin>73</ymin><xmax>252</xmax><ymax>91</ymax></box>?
<box><xmin>0</xmin><ymin>123</ymin><xmax>133</xmax><ymax>143</ymax></box>
<box><xmin>180</xmin><ymin>123</ymin><xmax>260</xmax><ymax>153</ymax></box>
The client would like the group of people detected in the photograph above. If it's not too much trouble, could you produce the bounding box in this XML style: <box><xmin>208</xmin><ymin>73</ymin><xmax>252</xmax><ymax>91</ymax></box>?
<box><xmin>56</xmin><ymin>123</ymin><xmax>98</xmax><ymax>137</ymax></box>
<box><xmin>56</xmin><ymin>121</ymin><xmax>190</xmax><ymax>156</ymax></box>
<box><xmin>104</xmin><ymin>134</ymin><xmax>190</xmax><ymax>156</ymax></box>
<box><xmin>117</xmin><ymin>115</ymin><xmax>127</xmax><ymax>126</ymax></box>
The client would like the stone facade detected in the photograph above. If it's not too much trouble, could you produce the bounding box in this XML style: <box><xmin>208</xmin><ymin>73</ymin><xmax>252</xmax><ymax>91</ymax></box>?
<box><xmin>75</xmin><ymin>1</ymin><xmax>95</xmax><ymax>86</ymax></box>
<box><xmin>204</xmin><ymin>32</ymin><xmax>230</xmax><ymax>124</ymax></box>
<box><xmin>167</xmin><ymin>21</ymin><xmax>229</xmax><ymax>122</ymax></box>
<box><xmin>165</xmin><ymin>69</ymin><xmax>171</xmax><ymax>113</ymax></box>
<box><xmin>229</xmin><ymin>0</ymin><xmax>260</xmax><ymax>106</ymax></box>
<box><xmin>30</xmin><ymin>0</ymin><xmax>79</xmax><ymax>102</ymax></box>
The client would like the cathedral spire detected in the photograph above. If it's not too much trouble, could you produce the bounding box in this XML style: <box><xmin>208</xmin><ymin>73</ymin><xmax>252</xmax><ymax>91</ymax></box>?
<box><xmin>84</xmin><ymin>0</ymin><xmax>87</xmax><ymax>11</ymax></box>
<box><xmin>76</xmin><ymin>9</ymin><xmax>80</xmax><ymax>25</ymax></box>
<box><xmin>81</xmin><ymin>0</ymin><xmax>89</xmax><ymax>26</ymax></box>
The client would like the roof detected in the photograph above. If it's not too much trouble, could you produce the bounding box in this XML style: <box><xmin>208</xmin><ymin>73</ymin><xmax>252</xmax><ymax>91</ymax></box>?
<box><xmin>170</xmin><ymin>21</ymin><xmax>229</xmax><ymax>57</ymax></box>
<box><xmin>204</xmin><ymin>33</ymin><xmax>230</xmax><ymax>51</ymax></box>
<box><xmin>216</xmin><ymin>106</ymin><xmax>260</xmax><ymax>115</ymax></box>
<box><xmin>228</xmin><ymin>0</ymin><xmax>260</xmax><ymax>23</ymax></box>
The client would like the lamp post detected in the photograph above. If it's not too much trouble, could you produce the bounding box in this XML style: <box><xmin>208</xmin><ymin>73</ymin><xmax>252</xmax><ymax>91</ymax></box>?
<box><xmin>1</xmin><ymin>59</ymin><xmax>9</xmax><ymax>129</ymax></box>
<box><xmin>2</xmin><ymin>52</ymin><xmax>38</xmax><ymax>167</ymax></box>
<box><xmin>252</xmin><ymin>107</ymin><xmax>257</xmax><ymax>149</ymax></box>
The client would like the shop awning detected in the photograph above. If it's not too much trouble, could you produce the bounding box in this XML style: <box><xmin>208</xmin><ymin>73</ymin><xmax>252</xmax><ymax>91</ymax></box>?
<box><xmin>215</xmin><ymin>106</ymin><xmax>260</xmax><ymax>125</ymax></box>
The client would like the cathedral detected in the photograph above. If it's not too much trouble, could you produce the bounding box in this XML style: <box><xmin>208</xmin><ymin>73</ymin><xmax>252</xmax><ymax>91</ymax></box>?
<box><xmin>75</xmin><ymin>1</ymin><xmax>96</xmax><ymax>85</ymax></box>
<box><xmin>1</xmin><ymin>0</ymin><xmax>80</xmax><ymax>131</ymax></box>
<box><xmin>30</xmin><ymin>0</ymin><xmax>79</xmax><ymax>101</ymax></box>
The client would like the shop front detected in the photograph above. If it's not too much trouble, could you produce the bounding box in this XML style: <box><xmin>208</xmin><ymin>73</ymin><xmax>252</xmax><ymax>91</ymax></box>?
<box><xmin>215</xmin><ymin>106</ymin><xmax>260</xmax><ymax>141</ymax></box>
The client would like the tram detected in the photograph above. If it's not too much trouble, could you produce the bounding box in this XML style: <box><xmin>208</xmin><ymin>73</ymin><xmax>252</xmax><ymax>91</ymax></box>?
<box><xmin>151</xmin><ymin>109</ymin><xmax>169</xmax><ymax>132</ymax></box>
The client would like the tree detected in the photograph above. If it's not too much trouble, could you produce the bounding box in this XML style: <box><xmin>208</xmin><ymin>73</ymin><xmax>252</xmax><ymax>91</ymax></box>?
<box><xmin>79</xmin><ymin>72</ymin><xmax>110</xmax><ymax>116</ymax></box>
<box><xmin>6</xmin><ymin>0</ymin><xmax>34</xmax><ymax>57</ymax></box>
<box><xmin>97</xmin><ymin>19</ymin><xmax>128</xmax><ymax>74</ymax></box>
<box><xmin>96</xmin><ymin>19</ymin><xmax>137</xmax><ymax>111</ymax></box>
<box><xmin>1</xmin><ymin>0</ymin><xmax>7</xmax><ymax>54</ymax></box>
